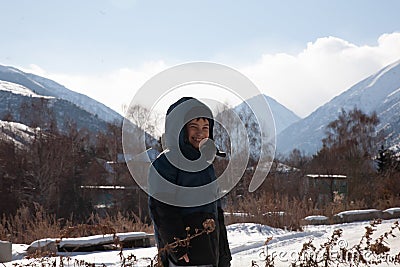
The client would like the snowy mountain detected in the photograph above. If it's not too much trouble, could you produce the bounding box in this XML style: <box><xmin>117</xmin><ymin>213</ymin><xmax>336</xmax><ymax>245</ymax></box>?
<box><xmin>238</xmin><ymin>94</ymin><xmax>301</xmax><ymax>135</ymax></box>
<box><xmin>0</xmin><ymin>65</ymin><xmax>123</xmax><ymax>124</ymax></box>
<box><xmin>215</xmin><ymin>94</ymin><xmax>300</xmax><ymax>159</ymax></box>
<box><xmin>277</xmin><ymin>59</ymin><xmax>400</xmax><ymax>156</ymax></box>
<box><xmin>0</xmin><ymin>65</ymin><xmax>124</xmax><ymax>134</ymax></box>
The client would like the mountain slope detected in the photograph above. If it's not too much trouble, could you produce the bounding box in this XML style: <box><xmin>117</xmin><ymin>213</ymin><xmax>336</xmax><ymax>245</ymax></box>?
<box><xmin>215</xmin><ymin>94</ymin><xmax>300</xmax><ymax>160</ymax></box>
<box><xmin>0</xmin><ymin>65</ymin><xmax>123</xmax><ymax>124</ymax></box>
<box><xmin>0</xmin><ymin>120</ymin><xmax>39</xmax><ymax>147</ymax></box>
<box><xmin>0</xmin><ymin>80</ymin><xmax>111</xmax><ymax>133</ymax></box>
<box><xmin>277</xmin><ymin>59</ymin><xmax>400</xmax><ymax>155</ymax></box>
<box><xmin>0</xmin><ymin>66</ymin><xmax>157</xmax><ymax>149</ymax></box>
<box><xmin>239</xmin><ymin>94</ymin><xmax>301</xmax><ymax>135</ymax></box>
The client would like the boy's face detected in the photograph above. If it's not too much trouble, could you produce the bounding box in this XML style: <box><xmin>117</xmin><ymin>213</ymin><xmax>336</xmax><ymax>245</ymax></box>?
<box><xmin>186</xmin><ymin>118</ymin><xmax>210</xmax><ymax>149</ymax></box>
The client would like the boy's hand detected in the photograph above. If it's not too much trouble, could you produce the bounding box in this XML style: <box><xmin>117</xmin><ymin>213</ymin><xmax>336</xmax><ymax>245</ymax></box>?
<box><xmin>199</xmin><ymin>138</ymin><xmax>216</xmax><ymax>163</ymax></box>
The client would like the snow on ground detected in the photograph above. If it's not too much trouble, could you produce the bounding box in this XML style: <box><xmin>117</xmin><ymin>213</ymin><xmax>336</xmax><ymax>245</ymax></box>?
<box><xmin>304</xmin><ymin>215</ymin><xmax>328</xmax><ymax>221</ymax></box>
<box><xmin>29</xmin><ymin>232</ymin><xmax>151</xmax><ymax>249</ymax></box>
<box><xmin>335</xmin><ymin>209</ymin><xmax>380</xmax><ymax>218</ymax></box>
<box><xmin>232</xmin><ymin>219</ymin><xmax>400</xmax><ymax>267</ymax></box>
<box><xmin>384</xmin><ymin>207</ymin><xmax>400</xmax><ymax>215</ymax></box>
<box><xmin>4</xmin><ymin>219</ymin><xmax>400</xmax><ymax>267</ymax></box>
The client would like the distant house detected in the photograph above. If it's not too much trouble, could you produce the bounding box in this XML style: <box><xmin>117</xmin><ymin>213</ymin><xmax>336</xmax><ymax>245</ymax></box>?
<box><xmin>81</xmin><ymin>158</ymin><xmax>125</xmax><ymax>211</ymax></box>
<box><xmin>305</xmin><ymin>174</ymin><xmax>348</xmax><ymax>207</ymax></box>
<box><xmin>81</xmin><ymin>150</ymin><xmax>160</xmax><ymax>218</ymax></box>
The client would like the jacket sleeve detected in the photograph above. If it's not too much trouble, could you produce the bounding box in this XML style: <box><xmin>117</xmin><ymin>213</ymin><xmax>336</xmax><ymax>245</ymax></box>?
<box><xmin>149</xmin><ymin>155</ymin><xmax>188</xmax><ymax>263</ymax></box>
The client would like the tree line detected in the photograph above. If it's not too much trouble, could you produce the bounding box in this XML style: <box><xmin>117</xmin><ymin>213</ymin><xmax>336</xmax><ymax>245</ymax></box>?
<box><xmin>0</xmin><ymin>103</ymin><xmax>156</xmax><ymax>223</ymax></box>
<box><xmin>230</xmin><ymin>107</ymin><xmax>400</xmax><ymax>213</ymax></box>
<box><xmin>1</xmin><ymin>103</ymin><xmax>399</xmax><ymax>227</ymax></box>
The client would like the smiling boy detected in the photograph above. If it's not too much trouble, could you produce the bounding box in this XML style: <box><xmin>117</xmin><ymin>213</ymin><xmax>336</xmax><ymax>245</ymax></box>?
<box><xmin>148</xmin><ymin>97</ymin><xmax>231</xmax><ymax>267</ymax></box>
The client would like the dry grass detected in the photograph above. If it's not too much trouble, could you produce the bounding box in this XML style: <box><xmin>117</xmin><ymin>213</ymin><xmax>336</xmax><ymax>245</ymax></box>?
<box><xmin>87</xmin><ymin>211</ymin><xmax>152</xmax><ymax>234</ymax></box>
<box><xmin>0</xmin><ymin>203</ymin><xmax>63</xmax><ymax>244</ymax></box>
<box><xmin>224</xmin><ymin>193</ymin><xmax>314</xmax><ymax>231</ymax></box>
<box><xmin>223</xmin><ymin>188</ymin><xmax>400</xmax><ymax>231</ymax></box>
<box><xmin>6</xmin><ymin>219</ymin><xmax>216</xmax><ymax>267</ymax></box>
<box><xmin>0</xmin><ymin>203</ymin><xmax>152</xmax><ymax>244</ymax></box>
<box><xmin>256</xmin><ymin>219</ymin><xmax>400</xmax><ymax>266</ymax></box>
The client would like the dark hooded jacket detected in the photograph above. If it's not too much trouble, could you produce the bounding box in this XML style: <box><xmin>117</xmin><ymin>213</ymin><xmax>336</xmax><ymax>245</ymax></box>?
<box><xmin>148</xmin><ymin>97</ymin><xmax>231</xmax><ymax>266</ymax></box>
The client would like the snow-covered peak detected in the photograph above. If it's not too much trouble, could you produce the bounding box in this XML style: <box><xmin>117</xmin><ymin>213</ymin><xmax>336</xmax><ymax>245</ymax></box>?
<box><xmin>25</xmin><ymin>73</ymin><xmax>123</xmax><ymax>124</ymax></box>
<box><xmin>237</xmin><ymin>94</ymin><xmax>300</xmax><ymax>135</ymax></box>
<box><xmin>214</xmin><ymin>94</ymin><xmax>300</xmax><ymax>160</ymax></box>
<box><xmin>0</xmin><ymin>64</ymin><xmax>123</xmax><ymax>124</ymax></box>
<box><xmin>277</xmin><ymin>60</ymin><xmax>400</xmax><ymax>155</ymax></box>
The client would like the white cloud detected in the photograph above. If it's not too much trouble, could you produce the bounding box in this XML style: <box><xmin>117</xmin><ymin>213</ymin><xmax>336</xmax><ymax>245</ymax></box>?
<box><xmin>22</xmin><ymin>61</ymin><xmax>168</xmax><ymax>115</ymax></box>
<box><xmin>240</xmin><ymin>32</ymin><xmax>400</xmax><ymax>117</ymax></box>
<box><xmin>20</xmin><ymin>32</ymin><xmax>400</xmax><ymax>119</ymax></box>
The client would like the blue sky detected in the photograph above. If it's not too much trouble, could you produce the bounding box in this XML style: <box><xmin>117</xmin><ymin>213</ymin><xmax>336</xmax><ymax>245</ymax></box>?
<box><xmin>1</xmin><ymin>0</ymin><xmax>400</xmax><ymax>117</ymax></box>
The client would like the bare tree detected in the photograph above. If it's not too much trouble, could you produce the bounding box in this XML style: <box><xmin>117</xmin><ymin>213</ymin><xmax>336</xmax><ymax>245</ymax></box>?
<box><xmin>322</xmin><ymin>107</ymin><xmax>381</xmax><ymax>159</ymax></box>
<box><xmin>312</xmin><ymin>107</ymin><xmax>382</xmax><ymax>203</ymax></box>
<box><xmin>123</xmin><ymin>104</ymin><xmax>162</xmax><ymax>139</ymax></box>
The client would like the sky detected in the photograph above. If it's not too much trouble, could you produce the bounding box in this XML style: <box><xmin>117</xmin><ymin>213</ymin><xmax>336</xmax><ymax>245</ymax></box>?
<box><xmin>1</xmin><ymin>0</ymin><xmax>400</xmax><ymax>118</ymax></box>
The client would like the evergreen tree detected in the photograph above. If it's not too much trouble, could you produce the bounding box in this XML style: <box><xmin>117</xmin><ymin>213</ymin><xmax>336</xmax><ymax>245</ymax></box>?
<box><xmin>376</xmin><ymin>145</ymin><xmax>391</xmax><ymax>173</ymax></box>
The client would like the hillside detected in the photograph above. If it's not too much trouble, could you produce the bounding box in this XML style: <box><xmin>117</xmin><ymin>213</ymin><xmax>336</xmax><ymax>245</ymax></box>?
<box><xmin>277</xmin><ymin>59</ymin><xmax>400</xmax><ymax>156</ymax></box>
<box><xmin>215</xmin><ymin>94</ymin><xmax>300</xmax><ymax>160</ymax></box>
<box><xmin>0</xmin><ymin>65</ymin><xmax>129</xmax><ymax>143</ymax></box>
<box><xmin>0</xmin><ymin>64</ymin><xmax>123</xmax><ymax>129</ymax></box>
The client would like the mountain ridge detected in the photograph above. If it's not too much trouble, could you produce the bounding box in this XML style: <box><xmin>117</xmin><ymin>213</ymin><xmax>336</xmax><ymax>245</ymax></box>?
<box><xmin>0</xmin><ymin>64</ymin><xmax>123</xmax><ymax>124</ymax></box>
<box><xmin>231</xmin><ymin>94</ymin><xmax>301</xmax><ymax>134</ymax></box>
<box><xmin>277</xmin><ymin>59</ymin><xmax>400</xmax><ymax>156</ymax></box>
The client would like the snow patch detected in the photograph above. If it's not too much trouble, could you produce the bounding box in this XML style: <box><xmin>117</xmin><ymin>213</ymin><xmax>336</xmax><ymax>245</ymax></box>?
<box><xmin>335</xmin><ymin>209</ymin><xmax>380</xmax><ymax>218</ymax></box>
<box><xmin>0</xmin><ymin>120</ymin><xmax>39</xmax><ymax>147</ymax></box>
<box><xmin>387</xmin><ymin>87</ymin><xmax>400</xmax><ymax>98</ymax></box>
<box><xmin>367</xmin><ymin>61</ymin><xmax>399</xmax><ymax>88</ymax></box>
<box><xmin>304</xmin><ymin>215</ymin><xmax>329</xmax><ymax>221</ymax></box>
<box><xmin>384</xmin><ymin>207</ymin><xmax>400</xmax><ymax>215</ymax></box>
<box><xmin>0</xmin><ymin>80</ymin><xmax>53</xmax><ymax>99</ymax></box>
<box><xmin>29</xmin><ymin>232</ymin><xmax>150</xmax><ymax>249</ymax></box>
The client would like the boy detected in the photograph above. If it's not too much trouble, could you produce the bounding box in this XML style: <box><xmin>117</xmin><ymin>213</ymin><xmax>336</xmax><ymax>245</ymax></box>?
<box><xmin>149</xmin><ymin>97</ymin><xmax>231</xmax><ymax>267</ymax></box>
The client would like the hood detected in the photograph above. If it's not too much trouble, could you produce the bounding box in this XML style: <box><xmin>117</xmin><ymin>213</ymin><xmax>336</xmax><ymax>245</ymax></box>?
<box><xmin>163</xmin><ymin>97</ymin><xmax>214</xmax><ymax>159</ymax></box>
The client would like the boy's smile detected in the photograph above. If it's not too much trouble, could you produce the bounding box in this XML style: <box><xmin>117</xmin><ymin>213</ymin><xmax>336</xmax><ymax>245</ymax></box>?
<box><xmin>186</xmin><ymin>118</ymin><xmax>210</xmax><ymax>149</ymax></box>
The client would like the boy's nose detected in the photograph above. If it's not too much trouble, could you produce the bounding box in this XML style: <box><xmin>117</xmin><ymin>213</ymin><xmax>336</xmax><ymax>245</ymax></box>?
<box><xmin>195</xmin><ymin>129</ymin><xmax>203</xmax><ymax>136</ymax></box>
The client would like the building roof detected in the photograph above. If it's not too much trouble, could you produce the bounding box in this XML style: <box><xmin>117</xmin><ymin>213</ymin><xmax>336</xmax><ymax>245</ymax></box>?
<box><xmin>306</xmin><ymin>174</ymin><xmax>347</xmax><ymax>179</ymax></box>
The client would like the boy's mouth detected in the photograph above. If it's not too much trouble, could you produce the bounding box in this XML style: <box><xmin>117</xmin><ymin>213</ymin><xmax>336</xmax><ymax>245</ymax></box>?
<box><xmin>192</xmin><ymin>138</ymin><xmax>203</xmax><ymax>146</ymax></box>
<box><xmin>191</xmin><ymin>137</ymin><xmax>207</xmax><ymax>148</ymax></box>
